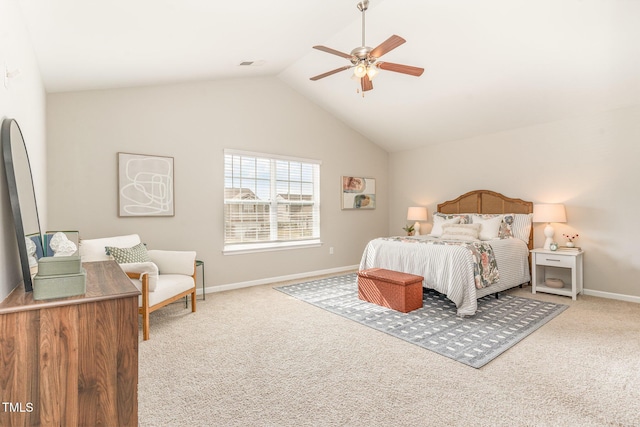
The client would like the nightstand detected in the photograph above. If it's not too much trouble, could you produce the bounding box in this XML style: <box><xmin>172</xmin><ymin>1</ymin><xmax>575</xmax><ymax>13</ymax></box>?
<box><xmin>530</xmin><ymin>248</ymin><xmax>584</xmax><ymax>300</ymax></box>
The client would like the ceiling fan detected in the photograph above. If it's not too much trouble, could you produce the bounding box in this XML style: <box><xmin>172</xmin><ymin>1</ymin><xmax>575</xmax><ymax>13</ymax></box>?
<box><xmin>310</xmin><ymin>0</ymin><xmax>424</xmax><ymax>95</ymax></box>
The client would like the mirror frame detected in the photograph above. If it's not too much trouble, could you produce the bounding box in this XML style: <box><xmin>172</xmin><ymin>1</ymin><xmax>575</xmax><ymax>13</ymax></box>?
<box><xmin>2</xmin><ymin>118</ymin><xmax>42</xmax><ymax>292</ymax></box>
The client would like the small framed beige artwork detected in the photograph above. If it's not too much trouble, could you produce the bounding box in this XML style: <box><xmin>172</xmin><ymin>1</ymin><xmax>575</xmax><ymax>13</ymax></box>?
<box><xmin>341</xmin><ymin>176</ymin><xmax>376</xmax><ymax>210</ymax></box>
<box><xmin>118</xmin><ymin>152</ymin><xmax>175</xmax><ymax>217</ymax></box>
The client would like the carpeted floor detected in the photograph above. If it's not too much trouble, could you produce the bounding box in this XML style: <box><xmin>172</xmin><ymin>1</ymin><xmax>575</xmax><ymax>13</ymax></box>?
<box><xmin>138</xmin><ymin>273</ymin><xmax>640</xmax><ymax>427</ymax></box>
<box><xmin>275</xmin><ymin>273</ymin><xmax>568</xmax><ymax>368</ymax></box>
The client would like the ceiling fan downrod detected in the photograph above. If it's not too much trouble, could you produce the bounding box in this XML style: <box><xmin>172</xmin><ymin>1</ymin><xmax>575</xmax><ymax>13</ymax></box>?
<box><xmin>357</xmin><ymin>0</ymin><xmax>369</xmax><ymax>47</ymax></box>
<box><xmin>351</xmin><ymin>0</ymin><xmax>372</xmax><ymax>65</ymax></box>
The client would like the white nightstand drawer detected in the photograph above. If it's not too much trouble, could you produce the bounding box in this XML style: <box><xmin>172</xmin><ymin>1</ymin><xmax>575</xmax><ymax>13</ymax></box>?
<box><xmin>535</xmin><ymin>254</ymin><xmax>573</xmax><ymax>268</ymax></box>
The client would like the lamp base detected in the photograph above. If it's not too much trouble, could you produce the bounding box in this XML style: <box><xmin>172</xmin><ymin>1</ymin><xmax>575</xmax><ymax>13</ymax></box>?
<box><xmin>543</xmin><ymin>223</ymin><xmax>555</xmax><ymax>250</ymax></box>
<box><xmin>414</xmin><ymin>221</ymin><xmax>421</xmax><ymax>236</ymax></box>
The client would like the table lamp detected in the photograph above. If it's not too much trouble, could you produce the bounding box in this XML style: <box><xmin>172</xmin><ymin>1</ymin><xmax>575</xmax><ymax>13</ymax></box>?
<box><xmin>532</xmin><ymin>204</ymin><xmax>567</xmax><ymax>250</ymax></box>
<box><xmin>407</xmin><ymin>207</ymin><xmax>428</xmax><ymax>236</ymax></box>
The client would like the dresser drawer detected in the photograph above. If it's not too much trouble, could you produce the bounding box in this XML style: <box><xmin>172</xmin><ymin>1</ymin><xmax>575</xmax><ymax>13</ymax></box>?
<box><xmin>535</xmin><ymin>253</ymin><xmax>573</xmax><ymax>268</ymax></box>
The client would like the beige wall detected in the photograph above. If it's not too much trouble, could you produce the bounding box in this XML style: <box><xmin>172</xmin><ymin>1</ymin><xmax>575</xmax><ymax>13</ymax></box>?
<box><xmin>46</xmin><ymin>77</ymin><xmax>388</xmax><ymax>288</ymax></box>
<box><xmin>389</xmin><ymin>105</ymin><xmax>640</xmax><ymax>300</ymax></box>
<box><xmin>0</xmin><ymin>0</ymin><xmax>47</xmax><ymax>300</ymax></box>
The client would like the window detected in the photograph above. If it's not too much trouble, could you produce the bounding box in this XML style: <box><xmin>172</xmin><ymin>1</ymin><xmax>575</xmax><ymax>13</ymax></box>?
<box><xmin>224</xmin><ymin>149</ymin><xmax>321</xmax><ymax>253</ymax></box>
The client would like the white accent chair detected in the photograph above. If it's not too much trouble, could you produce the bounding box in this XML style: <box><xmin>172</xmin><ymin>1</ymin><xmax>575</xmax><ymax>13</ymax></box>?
<box><xmin>79</xmin><ymin>234</ymin><xmax>196</xmax><ymax>340</ymax></box>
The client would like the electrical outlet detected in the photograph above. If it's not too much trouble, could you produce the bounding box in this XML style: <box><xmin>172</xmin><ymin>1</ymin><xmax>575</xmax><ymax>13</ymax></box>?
<box><xmin>329</xmin><ymin>247</ymin><xmax>334</xmax><ymax>255</ymax></box>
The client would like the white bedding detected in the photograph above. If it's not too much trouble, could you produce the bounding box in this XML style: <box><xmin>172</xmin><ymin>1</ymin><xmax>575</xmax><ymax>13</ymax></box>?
<box><xmin>359</xmin><ymin>236</ymin><xmax>531</xmax><ymax>316</ymax></box>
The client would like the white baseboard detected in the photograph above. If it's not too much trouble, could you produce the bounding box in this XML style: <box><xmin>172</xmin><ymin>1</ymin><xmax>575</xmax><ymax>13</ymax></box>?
<box><xmin>200</xmin><ymin>265</ymin><xmax>359</xmax><ymax>294</ymax></box>
<box><xmin>199</xmin><ymin>272</ymin><xmax>640</xmax><ymax>304</ymax></box>
<box><xmin>583</xmin><ymin>288</ymin><xmax>640</xmax><ymax>304</ymax></box>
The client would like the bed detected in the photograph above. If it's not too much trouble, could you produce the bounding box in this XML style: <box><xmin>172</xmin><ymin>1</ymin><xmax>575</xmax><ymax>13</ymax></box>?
<box><xmin>359</xmin><ymin>190</ymin><xmax>533</xmax><ymax>316</ymax></box>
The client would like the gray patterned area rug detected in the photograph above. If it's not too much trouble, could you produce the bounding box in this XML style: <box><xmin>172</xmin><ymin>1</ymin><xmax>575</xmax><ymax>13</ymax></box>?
<box><xmin>275</xmin><ymin>274</ymin><xmax>568</xmax><ymax>368</ymax></box>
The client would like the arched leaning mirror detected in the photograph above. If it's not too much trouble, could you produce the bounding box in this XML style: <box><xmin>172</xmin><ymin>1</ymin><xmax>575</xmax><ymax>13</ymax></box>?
<box><xmin>2</xmin><ymin>118</ymin><xmax>43</xmax><ymax>292</ymax></box>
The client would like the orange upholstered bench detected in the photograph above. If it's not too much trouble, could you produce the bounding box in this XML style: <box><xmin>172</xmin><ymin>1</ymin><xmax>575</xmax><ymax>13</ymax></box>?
<box><xmin>357</xmin><ymin>268</ymin><xmax>424</xmax><ymax>313</ymax></box>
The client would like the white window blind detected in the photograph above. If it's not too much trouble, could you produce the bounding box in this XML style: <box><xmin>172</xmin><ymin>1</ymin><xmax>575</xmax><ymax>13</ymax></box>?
<box><xmin>224</xmin><ymin>150</ymin><xmax>320</xmax><ymax>250</ymax></box>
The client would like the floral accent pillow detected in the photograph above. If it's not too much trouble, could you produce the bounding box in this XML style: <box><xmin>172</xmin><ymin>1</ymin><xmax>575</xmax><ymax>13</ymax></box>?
<box><xmin>434</xmin><ymin>212</ymin><xmax>471</xmax><ymax>224</ymax></box>
<box><xmin>500</xmin><ymin>214</ymin><xmax>515</xmax><ymax>239</ymax></box>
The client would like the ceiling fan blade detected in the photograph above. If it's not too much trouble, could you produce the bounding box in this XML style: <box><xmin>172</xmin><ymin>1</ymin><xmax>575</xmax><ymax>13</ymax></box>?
<box><xmin>378</xmin><ymin>62</ymin><xmax>424</xmax><ymax>77</ymax></box>
<box><xmin>361</xmin><ymin>75</ymin><xmax>373</xmax><ymax>92</ymax></box>
<box><xmin>312</xmin><ymin>45</ymin><xmax>353</xmax><ymax>59</ymax></box>
<box><xmin>310</xmin><ymin>65</ymin><xmax>352</xmax><ymax>81</ymax></box>
<box><xmin>370</xmin><ymin>35</ymin><xmax>406</xmax><ymax>59</ymax></box>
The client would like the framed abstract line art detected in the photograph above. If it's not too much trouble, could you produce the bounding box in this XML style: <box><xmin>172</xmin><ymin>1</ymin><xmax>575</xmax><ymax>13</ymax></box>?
<box><xmin>118</xmin><ymin>152</ymin><xmax>174</xmax><ymax>217</ymax></box>
<box><xmin>341</xmin><ymin>176</ymin><xmax>376</xmax><ymax>210</ymax></box>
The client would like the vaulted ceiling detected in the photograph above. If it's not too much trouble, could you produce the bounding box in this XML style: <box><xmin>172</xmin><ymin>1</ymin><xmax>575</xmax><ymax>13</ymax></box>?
<box><xmin>18</xmin><ymin>0</ymin><xmax>640</xmax><ymax>152</ymax></box>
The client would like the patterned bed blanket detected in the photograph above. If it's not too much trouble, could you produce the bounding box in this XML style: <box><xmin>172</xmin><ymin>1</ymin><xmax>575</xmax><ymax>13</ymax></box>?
<box><xmin>379</xmin><ymin>237</ymin><xmax>500</xmax><ymax>289</ymax></box>
<box><xmin>359</xmin><ymin>236</ymin><xmax>504</xmax><ymax>316</ymax></box>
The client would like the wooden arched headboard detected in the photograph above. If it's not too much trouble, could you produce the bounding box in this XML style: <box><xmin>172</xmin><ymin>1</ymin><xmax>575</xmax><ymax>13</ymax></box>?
<box><xmin>437</xmin><ymin>190</ymin><xmax>534</xmax><ymax>250</ymax></box>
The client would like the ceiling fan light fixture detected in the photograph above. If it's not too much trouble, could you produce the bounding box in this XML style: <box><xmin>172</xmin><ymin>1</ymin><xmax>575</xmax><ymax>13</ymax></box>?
<box><xmin>366</xmin><ymin>65</ymin><xmax>378</xmax><ymax>80</ymax></box>
<box><xmin>353</xmin><ymin>63</ymin><xmax>367</xmax><ymax>78</ymax></box>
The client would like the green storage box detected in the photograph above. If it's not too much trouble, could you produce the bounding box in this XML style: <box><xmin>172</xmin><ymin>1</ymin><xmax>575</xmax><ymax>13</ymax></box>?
<box><xmin>37</xmin><ymin>256</ymin><xmax>82</xmax><ymax>276</ymax></box>
<box><xmin>33</xmin><ymin>269</ymin><xmax>86</xmax><ymax>300</ymax></box>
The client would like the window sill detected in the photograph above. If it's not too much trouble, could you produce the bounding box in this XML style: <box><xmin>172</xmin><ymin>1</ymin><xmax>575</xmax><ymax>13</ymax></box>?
<box><xmin>223</xmin><ymin>240</ymin><xmax>322</xmax><ymax>255</ymax></box>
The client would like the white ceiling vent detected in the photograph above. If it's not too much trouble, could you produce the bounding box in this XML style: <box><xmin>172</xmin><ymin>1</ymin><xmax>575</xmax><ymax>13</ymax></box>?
<box><xmin>238</xmin><ymin>60</ymin><xmax>266</xmax><ymax>67</ymax></box>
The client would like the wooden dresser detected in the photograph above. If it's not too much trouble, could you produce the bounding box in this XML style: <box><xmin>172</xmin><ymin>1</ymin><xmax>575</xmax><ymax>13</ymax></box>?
<box><xmin>0</xmin><ymin>260</ymin><xmax>140</xmax><ymax>426</ymax></box>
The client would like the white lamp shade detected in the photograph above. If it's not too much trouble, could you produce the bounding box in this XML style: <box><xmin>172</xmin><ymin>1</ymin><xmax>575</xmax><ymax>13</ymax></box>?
<box><xmin>532</xmin><ymin>204</ymin><xmax>567</xmax><ymax>223</ymax></box>
<box><xmin>533</xmin><ymin>204</ymin><xmax>566</xmax><ymax>250</ymax></box>
<box><xmin>407</xmin><ymin>207</ymin><xmax>428</xmax><ymax>221</ymax></box>
<box><xmin>407</xmin><ymin>206</ymin><xmax>428</xmax><ymax>236</ymax></box>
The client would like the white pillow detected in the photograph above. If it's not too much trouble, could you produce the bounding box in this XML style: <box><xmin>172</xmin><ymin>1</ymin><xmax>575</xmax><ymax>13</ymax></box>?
<box><xmin>472</xmin><ymin>215</ymin><xmax>503</xmax><ymax>241</ymax></box>
<box><xmin>79</xmin><ymin>234</ymin><xmax>142</xmax><ymax>262</ymax></box>
<box><xmin>439</xmin><ymin>223</ymin><xmax>481</xmax><ymax>242</ymax></box>
<box><xmin>430</xmin><ymin>216</ymin><xmax>461</xmax><ymax>237</ymax></box>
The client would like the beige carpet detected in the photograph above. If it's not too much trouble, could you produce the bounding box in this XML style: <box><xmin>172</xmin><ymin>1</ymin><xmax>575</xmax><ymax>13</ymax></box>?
<box><xmin>138</xmin><ymin>275</ymin><xmax>640</xmax><ymax>427</ymax></box>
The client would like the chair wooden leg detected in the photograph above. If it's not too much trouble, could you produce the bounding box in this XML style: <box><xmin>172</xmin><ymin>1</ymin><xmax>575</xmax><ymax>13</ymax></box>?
<box><xmin>142</xmin><ymin>310</ymin><xmax>150</xmax><ymax>341</ymax></box>
<box><xmin>140</xmin><ymin>273</ymin><xmax>151</xmax><ymax>340</ymax></box>
<box><xmin>191</xmin><ymin>265</ymin><xmax>197</xmax><ymax>312</ymax></box>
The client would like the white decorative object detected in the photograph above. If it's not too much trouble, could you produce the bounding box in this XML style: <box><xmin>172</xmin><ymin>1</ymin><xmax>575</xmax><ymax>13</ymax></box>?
<box><xmin>49</xmin><ymin>232</ymin><xmax>78</xmax><ymax>257</ymax></box>
<box><xmin>407</xmin><ymin>206</ymin><xmax>428</xmax><ymax>236</ymax></box>
<box><xmin>545</xmin><ymin>278</ymin><xmax>565</xmax><ymax>288</ymax></box>
<box><xmin>25</xmin><ymin>236</ymin><xmax>38</xmax><ymax>267</ymax></box>
<box><xmin>532</xmin><ymin>204</ymin><xmax>567</xmax><ymax>250</ymax></box>
<box><xmin>562</xmin><ymin>233</ymin><xmax>579</xmax><ymax>248</ymax></box>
